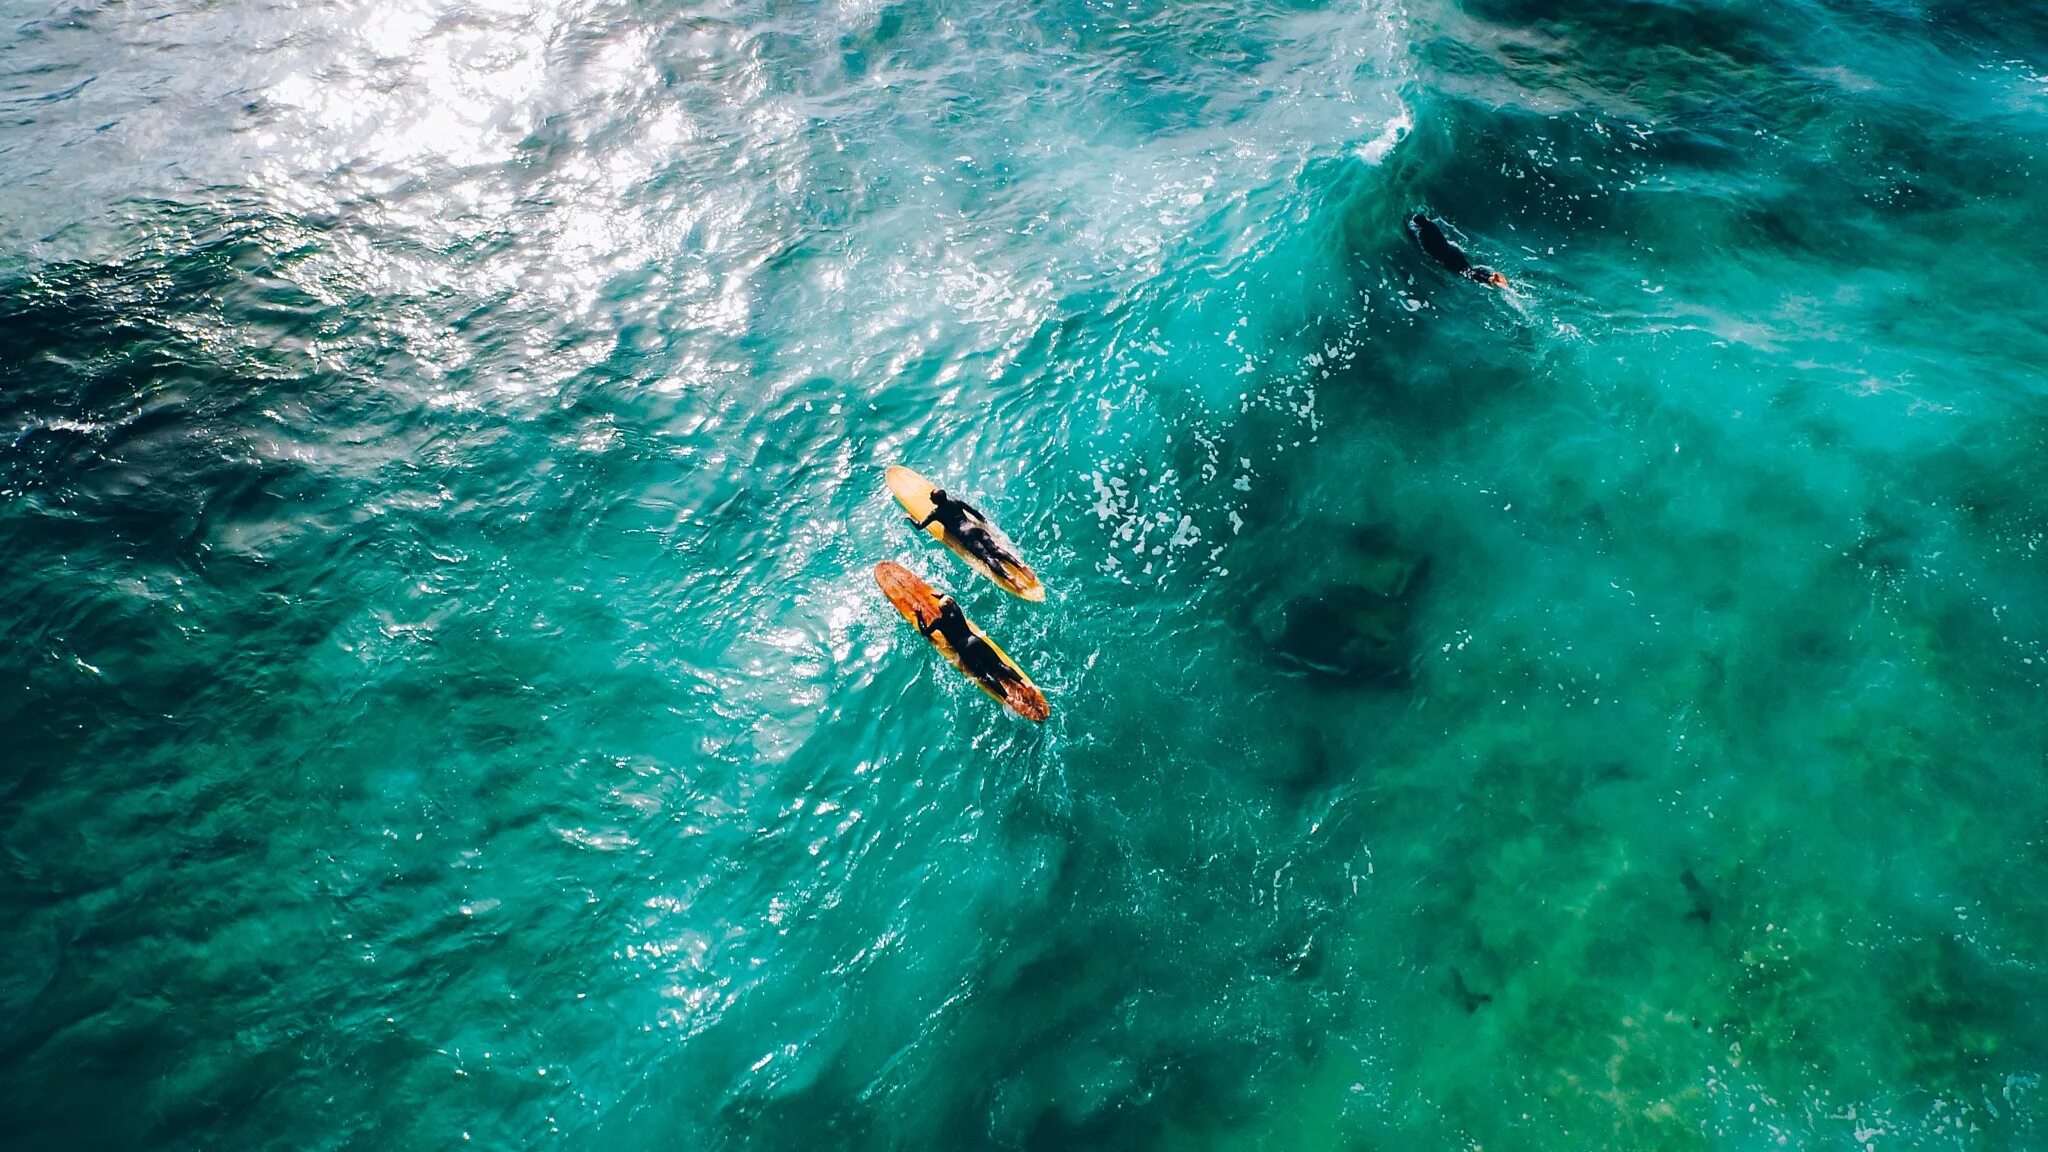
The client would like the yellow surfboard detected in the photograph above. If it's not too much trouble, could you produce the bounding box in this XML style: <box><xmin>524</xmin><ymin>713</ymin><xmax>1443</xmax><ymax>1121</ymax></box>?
<box><xmin>873</xmin><ymin>561</ymin><xmax>1049</xmax><ymax>722</ymax></box>
<box><xmin>885</xmin><ymin>465</ymin><xmax>1045</xmax><ymax>602</ymax></box>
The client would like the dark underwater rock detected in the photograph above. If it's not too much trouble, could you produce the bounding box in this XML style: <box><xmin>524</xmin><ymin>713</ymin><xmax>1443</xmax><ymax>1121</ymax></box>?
<box><xmin>1254</xmin><ymin>536</ymin><xmax>1430</xmax><ymax>687</ymax></box>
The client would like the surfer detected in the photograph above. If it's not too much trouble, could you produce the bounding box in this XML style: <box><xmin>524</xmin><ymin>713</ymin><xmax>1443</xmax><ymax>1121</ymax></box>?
<box><xmin>874</xmin><ymin>560</ymin><xmax>1050</xmax><ymax>719</ymax></box>
<box><xmin>919</xmin><ymin>595</ymin><xmax>1018</xmax><ymax>689</ymax></box>
<box><xmin>913</xmin><ymin>488</ymin><xmax>1016</xmax><ymax>579</ymax></box>
<box><xmin>1406</xmin><ymin>213</ymin><xmax>1510</xmax><ymax>288</ymax></box>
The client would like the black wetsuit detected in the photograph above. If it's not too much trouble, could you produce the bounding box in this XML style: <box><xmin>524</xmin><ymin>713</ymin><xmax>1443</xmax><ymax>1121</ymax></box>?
<box><xmin>921</xmin><ymin>599</ymin><xmax>1013</xmax><ymax>686</ymax></box>
<box><xmin>1407</xmin><ymin>213</ymin><xmax>1505</xmax><ymax>285</ymax></box>
<box><xmin>915</xmin><ymin>491</ymin><xmax>1014</xmax><ymax>579</ymax></box>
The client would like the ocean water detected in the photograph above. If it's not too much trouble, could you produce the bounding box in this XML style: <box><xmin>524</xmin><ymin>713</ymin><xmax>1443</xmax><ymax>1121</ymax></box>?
<box><xmin>4</xmin><ymin>0</ymin><xmax>2048</xmax><ymax>1148</ymax></box>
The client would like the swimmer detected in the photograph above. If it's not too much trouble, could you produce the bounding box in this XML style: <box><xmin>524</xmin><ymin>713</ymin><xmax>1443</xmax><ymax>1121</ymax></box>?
<box><xmin>1406</xmin><ymin>213</ymin><xmax>1510</xmax><ymax>288</ymax></box>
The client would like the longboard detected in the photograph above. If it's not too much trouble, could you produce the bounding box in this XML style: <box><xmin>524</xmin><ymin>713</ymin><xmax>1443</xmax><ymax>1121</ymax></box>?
<box><xmin>886</xmin><ymin>465</ymin><xmax>1045</xmax><ymax>602</ymax></box>
<box><xmin>873</xmin><ymin>561</ymin><xmax>1049</xmax><ymax>722</ymax></box>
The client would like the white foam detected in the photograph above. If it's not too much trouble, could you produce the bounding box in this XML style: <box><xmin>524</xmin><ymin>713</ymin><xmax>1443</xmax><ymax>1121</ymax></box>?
<box><xmin>1356</xmin><ymin>105</ymin><xmax>1412</xmax><ymax>166</ymax></box>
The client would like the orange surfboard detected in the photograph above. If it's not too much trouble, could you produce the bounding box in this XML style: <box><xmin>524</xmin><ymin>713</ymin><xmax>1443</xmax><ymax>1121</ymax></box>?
<box><xmin>873</xmin><ymin>561</ymin><xmax>1049</xmax><ymax>722</ymax></box>
<box><xmin>886</xmin><ymin>466</ymin><xmax>1045</xmax><ymax>601</ymax></box>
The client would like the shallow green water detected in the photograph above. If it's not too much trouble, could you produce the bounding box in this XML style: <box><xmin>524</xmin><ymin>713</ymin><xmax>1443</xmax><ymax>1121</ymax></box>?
<box><xmin>4</xmin><ymin>1</ymin><xmax>2048</xmax><ymax>1148</ymax></box>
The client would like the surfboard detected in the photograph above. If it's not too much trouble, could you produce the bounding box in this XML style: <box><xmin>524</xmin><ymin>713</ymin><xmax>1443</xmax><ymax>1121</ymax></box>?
<box><xmin>886</xmin><ymin>465</ymin><xmax>1045</xmax><ymax>602</ymax></box>
<box><xmin>873</xmin><ymin>561</ymin><xmax>1049</xmax><ymax>722</ymax></box>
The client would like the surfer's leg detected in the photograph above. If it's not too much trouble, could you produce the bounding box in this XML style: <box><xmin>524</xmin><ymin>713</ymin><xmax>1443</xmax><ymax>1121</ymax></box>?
<box><xmin>969</xmin><ymin>648</ymin><xmax>1016</xmax><ymax>689</ymax></box>
<box><xmin>1464</xmin><ymin>265</ymin><xmax>1510</xmax><ymax>289</ymax></box>
<box><xmin>957</xmin><ymin>634</ymin><xmax>996</xmax><ymax>673</ymax></box>
<box><xmin>969</xmin><ymin>530</ymin><xmax>1013</xmax><ymax>578</ymax></box>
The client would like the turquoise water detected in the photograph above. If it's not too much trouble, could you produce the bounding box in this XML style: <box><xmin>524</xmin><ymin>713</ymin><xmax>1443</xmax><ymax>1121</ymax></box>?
<box><xmin>5</xmin><ymin>0</ymin><xmax>2048</xmax><ymax>1148</ymax></box>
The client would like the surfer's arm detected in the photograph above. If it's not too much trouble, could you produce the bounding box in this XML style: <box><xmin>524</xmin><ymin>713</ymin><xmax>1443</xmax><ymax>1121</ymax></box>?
<box><xmin>958</xmin><ymin>499</ymin><xmax>987</xmax><ymax>522</ymax></box>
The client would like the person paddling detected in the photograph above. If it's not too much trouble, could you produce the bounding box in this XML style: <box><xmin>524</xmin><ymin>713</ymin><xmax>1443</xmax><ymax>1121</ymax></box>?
<box><xmin>1406</xmin><ymin>213</ymin><xmax>1509</xmax><ymax>288</ymax></box>
<box><xmin>919</xmin><ymin>595</ymin><xmax>1017</xmax><ymax>688</ymax></box>
<box><xmin>914</xmin><ymin>488</ymin><xmax>1015</xmax><ymax>580</ymax></box>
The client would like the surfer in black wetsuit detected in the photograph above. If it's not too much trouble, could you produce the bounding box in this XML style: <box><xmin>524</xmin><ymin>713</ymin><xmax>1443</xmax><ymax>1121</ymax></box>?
<box><xmin>1406</xmin><ymin>213</ymin><xmax>1509</xmax><ymax>288</ymax></box>
<box><xmin>920</xmin><ymin>595</ymin><xmax>1017</xmax><ymax>688</ymax></box>
<box><xmin>914</xmin><ymin>488</ymin><xmax>1015</xmax><ymax>579</ymax></box>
